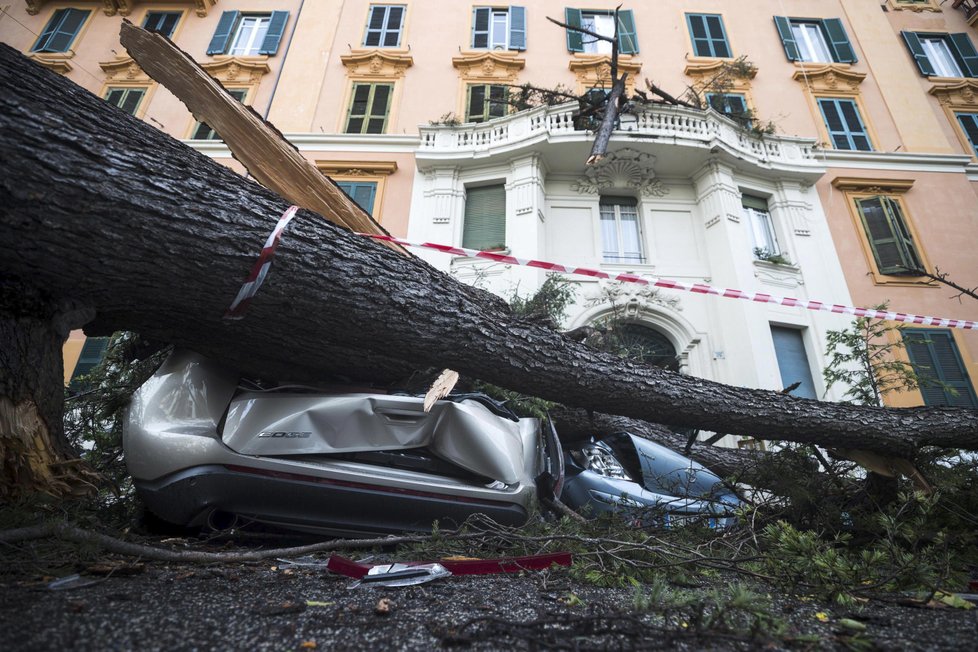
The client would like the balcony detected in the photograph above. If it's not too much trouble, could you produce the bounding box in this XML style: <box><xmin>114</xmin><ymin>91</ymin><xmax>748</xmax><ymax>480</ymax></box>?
<box><xmin>953</xmin><ymin>0</ymin><xmax>978</xmax><ymax>27</ymax></box>
<box><xmin>418</xmin><ymin>102</ymin><xmax>821</xmax><ymax>181</ymax></box>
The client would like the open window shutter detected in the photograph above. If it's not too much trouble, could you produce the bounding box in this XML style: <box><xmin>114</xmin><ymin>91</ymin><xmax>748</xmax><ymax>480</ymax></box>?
<box><xmin>119</xmin><ymin>89</ymin><xmax>145</xmax><ymax>115</ymax></box>
<box><xmin>207</xmin><ymin>11</ymin><xmax>239</xmax><ymax>55</ymax></box>
<box><xmin>774</xmin><ymin>16</ymin><xmax>800</xmax><ymax>62</ymax></box>
<box><xmin>726</xmin><ymin>94</ymin><xmax>747</xmax><ymax>115</ymax></box>
<box><xmin>467</xmin><ymin>84</ymin><xmax>486</xmax><ymax>121</ymax></box>
<box><xmin>949</xmin><ymin>33</ymin><xmax>978</xmax><ymax>77</ymax></box>
<box><xmin>881</xmin><ymin>197</ymin><xmax>923</xmax><ymax>273</ymax></box>
<box><xmin>259</xmin><ymin>11</ymin><xmax>289</xmax><ymax>55</ymax></box>
<box><xmin>509</xmin><ymin>6</ymin><xmax>527</xmax><ymax>51</ymax></box>
<box><xmin>857</xmin><ymin>196</ymin><xmax>919</xmax><ymax>275</ymax></box>
<box><xmin>822</xmin><ymin>18</ymin><xmax>856</xmax><ymax>63</ymax></box>
<box><xmin>957</xmin><ymin>113</ymin><xmax>978</xmax><ymax>155</ymax></box>
<box><xmin>900</xmin><ymin>31</ymin><xmax>936</xmax><ymax>76</ymax></box>
<box><xmin>565</xmin><ymin>8</ymin><xmax>584</xmax><ymax>52</ymax></box>
<box><xmin>617</xmin><ymin>10</ymin><xmax>638</xmax><ymax>54</ymax></box>
<box><xmin>472</xmin><ymin>7</ymin><xmax>490</xmax><ymax>48</ymax></box>
<box><xmin>462</xmin><ymin>185</ymin><xmax>506</xmax><ymax>251</ymax></box>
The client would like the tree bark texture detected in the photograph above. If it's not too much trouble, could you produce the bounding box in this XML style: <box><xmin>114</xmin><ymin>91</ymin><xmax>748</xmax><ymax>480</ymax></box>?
<box><xmin>1</xmin><ymin>46</ymin><xmax>977</xmax><ymax>464</ymax></box>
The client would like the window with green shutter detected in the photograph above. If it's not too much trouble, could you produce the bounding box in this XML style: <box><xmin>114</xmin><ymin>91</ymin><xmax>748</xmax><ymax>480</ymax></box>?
<box><xmin>466</xmin><ymin>84</ymin><xmax>509</xmax><ymax>123</ymax></box>
<box><xmin>817</xmin><ymin>98</ymin><xmax>872</xmax><ymax>151</ymax></box>
<box><xmin>68</xmin><ymin>336</ymin><xmax>109</xmax><ymax>389</ymax></box>
<box><xmin>143</xmin><ymin>11</ymin><xmax>181</xmax><ymax>39</ymax></box>
<box><xmin>564</xmin><ymin>8</ymin><xmax>637</xmax><ymax>55</ymax></box>
<box><xmin>854</xmin><ymin>196</ymin><xmax>924</xmax><ymax>276</ymax></box>
<box><xmin>462</xmin><ymin>185</ymin><xmax>506</xmax><ymax>251</ymax></box>
<box><xmin>345</xmin><ymin>83</ymin><xmax>393</xmax><ymax>134</ymax></box>
<box><xmin>900</xmin><ymin>31</ymin><xmax>978</xmax><ymax>78</ymax></box>
<box><xmin>705</xmin><ymin>92</ymin><xmax>749</xmax><ymax>126</ymax></box>
<box><xmin>206</xmin><ymin>11</ymin><xmax>290</xmax><ymax>56</ymax></box>
<box><xmin>104</xmin><ymin>87</ymin><xmax>147</xmax><ymax>116</ymax></box>
<box><xmin>364</xmin><ymin>5</ymin><xmax>405</xmax><ymax>47</ymax></box>
<box><xmin>471</xmin><ymin>6</ymin><xmax>526</xmax><ymax>51</ymax></box>
<box><xmin>956</xmin><ymin>113</ymin><xmax>978</xmax><ymax>156</ymax></box>
<box><xmin>686</xmin><ymin>14</ymin><xmax>731</xmax><ymax>58</ymax></box>
<box><xmin>191</xmin><ymin>88</ymin><xmax>248</xmax><ymax>139</ymax></box>
<box><xmin>773</xmin><ymin>17</ymin><xmax>856</xmax><ymax>64</ymax></box>
<box><xmin>31</xmin><ymin>8</ymin><xmax>90</xmax><ymax>53</ymax></box>
<box><xmin>903</xmin><ymin>330</ymin><xmax>978</xmax><ymax>408</ymax></box>
<box><xmin>337</xmin><ymin>181</ymin><xmax>378</xmax><ymax>215</ymax></box>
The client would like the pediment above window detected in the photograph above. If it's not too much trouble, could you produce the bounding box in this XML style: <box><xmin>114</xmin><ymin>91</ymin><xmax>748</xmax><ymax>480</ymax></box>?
<box><xmin>929</xmin><ymin>79</ymin><xmax>978</xmax><ymax>108</ymax></box>
<box><xmin>684</xmin><ymin>58</ymin><xmax>756</xmax><ymax>92</ymax></box>
<box><xmin>831</xmin><ymin>177</ymin><xmax>914</xmax><ymax>194</ymax></box>
<box><xmin>791</xmin><ymin>64</ymin><xmax>865</xmax><ymax>95</ymax></box>
<box><xmin>452</xmin><ymin>52</ymin><xmax>525</xmax><ymax>82</ymax></box>
<box><xmin>28</xmin><ymin>52</ymin><xmax>72</xmax><ymax>74</ymax></box>
<box><xmin>113</xmin><ymin>1</ymin><xmax>218</xmax><ymax>18</ymax></box>
<box><xmin>317</xmin><ymin>160</ymin><xmax>398</xmax><ymax>176</ymax></box>
<box><xmin>341</xmin><ymin>50</ymin><xmax>414</xmax><ymax>79</ymax></box>
<box><xmin>99</xmin><ymin>56</ymin><xmax>152</xmax><ymax>83</ymax></box>
<box><xmin>201</xmin><ymin>57</ymin><xmax>271</xmax><ymax>84</ymax></box>
<box><xmin>568</xmin><ymin>54</ymin><xmax>641</xmax><ymax>92</ymax></box>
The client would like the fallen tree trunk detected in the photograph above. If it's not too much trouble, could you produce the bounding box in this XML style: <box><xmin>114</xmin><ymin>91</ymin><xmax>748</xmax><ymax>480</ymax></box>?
<box><xmin>1</xmin><ymin>45</ymin><xmax>977</xmax><ymax>495</ymax></box>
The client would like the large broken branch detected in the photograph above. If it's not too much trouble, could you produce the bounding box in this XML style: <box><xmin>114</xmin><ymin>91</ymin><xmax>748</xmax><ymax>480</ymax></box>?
<box><xmin>2</xmin><ymin>45</ymin><xmax>977</xmax><ymax>466</ymax></box>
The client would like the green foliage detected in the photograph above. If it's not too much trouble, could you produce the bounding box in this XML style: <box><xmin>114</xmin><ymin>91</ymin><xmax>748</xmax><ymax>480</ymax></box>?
<box><xmin>822</xmin><ymin>302</ymin><xmax>919</xmax><ymax>405</ymax></box>
<box><xmin>752</xmin><ymin>247</ymin><xmax>792</xmax><ymax>266</ymax></box>
<box><xmin>427</xmin><ymin>112</ymin><xmax>461</xmax><ymax>126</ymax></box>
<box><xmin>507</xmin><ymin>273</ymin><xmax>576</xmax><ymax>326</ymax></box>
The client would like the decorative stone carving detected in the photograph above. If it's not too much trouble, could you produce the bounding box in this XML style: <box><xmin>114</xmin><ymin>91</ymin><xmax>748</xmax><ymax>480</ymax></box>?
<box><xmin>929</xmin><ymin>79</ymin><xmax>978</xmax><ymax>108</ymax></box>
<box><xmin>113</xmin><ymin>0</ymin><xmax>217</xmax><ymax>18</ymax></box>
<box><xmin>571</xmin><ymin>148</ymin><xmax>668</xmax><ymax>197</ymax></box>
<box><xmin>452</xmin><ymin>52</ymin><xmax>525</xmax><ymax>83</ymax></box>
<box><xmin>583</xmin><ymin>280</ymin><xmax>682</xmax><ymax>314</ymax></box>
<box><xmin>831</xmin><ymin>177</ymin><xmax>914</xmax><ymax>194</ymax></box>
<box><xmin>99</xmin><ymin>56</ymin><xmax>151</xmax><ymax>82</ymax></box>
<box><xmin>28</xmin><ymin>53</ymin><xmax>73</xmax><ymax>74</ymax></box>
<box><xmin>791</xmin><ymin>64</ymin><xmax>865</xmax><ymax>95</ymax></box>
<box><xmin>568</xmin><ymin>54</ymin><xmax>641</xmax><ymax>93</ymax></box>
<box><xmin>341</xmin><ymin>50</ymin><xmax>414</xmax><ymax>79</ymax></box>
<box><xmin>887</xmin><ymin>0</ymin><xmax>941</xmax><ymax>12</ymax></box>
<box><xmin>201</xmin><ymin>57</ymin><xmax>271</xmax><ymax>84</ymax></box>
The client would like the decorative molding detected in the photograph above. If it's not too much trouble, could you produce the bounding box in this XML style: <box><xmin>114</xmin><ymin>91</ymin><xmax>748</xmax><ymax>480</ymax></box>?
<box><xmin>929</xmin><ymin>79</ymin><xmax>978</xmax><ymax>108</ymax></box>
<box><xmin>571</xmin><ymin>148</ymin><xmax>668</xmax><ymax>197</ymax></box>
<box><xmin>99</xmin><ymin>56</ymin><xmax>151</xmax><ymax>82</ymax></box>
<box><xmin>341</xmin><ymin>50</ymin><xmax>414</xmax><ymax>80</ymax></box>
<box><xmin>792</xmin><ymin>64</ymin><xmax>865</xmax><ymax>95</ymax></box>
<box><xmin>683</xmin><ymin>58</ymin><xmax>756</xmax><ymax>93</ymax></box>
<box><xmin>831</xmin><ymin>177</ymin><xmax>914</xmax><ymax>194</ymax></box>
<box><xmin>583</xmin><ymin>281</ymin><xmax>683</xmax><ymax>314</ymax></box>
<box><xmin>452</xmin><ymin>51</ymin><xmax>525</xmax><ymax>82</ymax></box>
<box><xmin>28</xmin><ymin>52</ymin><xmax>72</xmax><ymax>74</ymax></box>
<box><xmin>887</xmin><ymin>0</ymin><xmax>942</xmax><ymax>12</ymax></box>
<box><xmin>316</xmin><ymin>160</ymin><xmax>398</xmax><ymax>176</ymax></box>
<box><xmin>725</xmin><ymin>212</ymin><xmax>740</xmax><ymax>223</ymax></box>
<box><xmin>113</xmin><ymin>1</ymin><xmax>217</xmax><ymax>17</ymax></box>
<box><xmin>568</xmin><ymin>54</ymin><xmax>641</xmax><ymax>93</ymax></box>
<box><xmin>705</xmin><ymin>215</ymin><xmax>721</xmax><ymax>229</ymax></box>
<box><xmin>201</xmin><ymin>56</ymin><xmax>271</xmax><ymax>84</ymax></box>
<box><xmin>753</xmin><ymin>260</ymin><xmax>802</xmax><ymax>289</ymax></box>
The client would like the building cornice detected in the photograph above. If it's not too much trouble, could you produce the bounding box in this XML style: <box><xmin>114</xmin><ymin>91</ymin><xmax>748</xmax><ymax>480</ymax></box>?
<box><xmin>818</xmin><ymin>150</ymin><xmax>974</xmax><ymax>173</ymax></box>
<box><xmin>185</xmin><ymin>134</ymin><xmax>422</xmax><ymax>158</ymax></box>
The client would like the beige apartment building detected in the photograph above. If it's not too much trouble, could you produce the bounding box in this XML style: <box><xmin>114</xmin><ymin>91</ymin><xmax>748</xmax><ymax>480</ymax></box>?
<box><xmin>2</xmin><ymin>0</ymin><xmax>976</xmax><ymax>414</ymax></box>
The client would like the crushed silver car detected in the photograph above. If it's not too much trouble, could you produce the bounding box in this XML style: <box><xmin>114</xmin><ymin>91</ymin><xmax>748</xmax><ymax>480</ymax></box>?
<box><xmin>124</xmin><ymin>350</ymin><xmax>737</xmax><ymax>535</ymax></box>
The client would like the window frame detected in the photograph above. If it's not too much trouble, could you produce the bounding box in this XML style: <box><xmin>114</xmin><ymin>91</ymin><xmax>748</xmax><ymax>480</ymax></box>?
<box><xmin>741</xmin><ymin>195</ymin><xmax>780</xmax><ymax>259</ymax></box>
<box><xmin>685</xmin><ymin>13</ymin><xmax>732</xmax><ymax>59</ymax></box>
<box><xmin>344</xmin><ymin>82</ymin><xmax>394</xmax><ymax>134</ymax></box>
<box><xmin>791</xmin><ymin>21</ymin><xmax>833</xmax><ymax>64</ymax></box>
<box><xmin>363</xmin><ymin>4</ymin><xmax>406</xmax><ymax>48</ymax></box>
<box><xmin>599</xmin><ymin>196</ymin><xmax>644</xmax><ymax>265</ymax></box>
<box><xmin>104</xmin><ymin>86</ymin><xmax>148</xmax><ymax>117</ymax></box>
<box><xmin>816</xmin><ymin>97</ymin><xmax>874</xmax><ymax>151</ymax></box>
<box><xmin>141</xmin><ymin>10</ymin><xmax>183</xmax><ymax>39</ymax></box>
<box><xmin>902</xmin><ymin>329</ymin><xmax>978</xmax><ymax>408</ymax></box>
<box><xmin>774</xmin><ymin>16</ymin><xmax>856</xmax><ymax>64</ymax></box>
<box><xmin>30</xmin><ymin>7</ymin><xmax>91</xmax><ymax>54</ymax></box>
<box><xmin>207</xmin><ymin>10</ymin><xmax>290</xmax><ymax>57</ymax></box>
<box><xmin>902</xmin><ymin>31</ymin><xmax>978</xmax><ymax>78</ymax></box>
<box><xmin>317</xmin><ymin>160</ymin><xmax>397</xmax><ymax>225</ymax></box>
<box><xmin>462</xmin><ymin>183</ymin><xmax>507</xmax><ymax>252</ymax></box>
<box><xmin>705</xmin><ymin>92</ymin><xmax>751</xmax><ymax>127</ymax></box>
<box><xmin>465</xmin><ymin>83</ymin><xmax>510</xmax><ymax>123</ymax></box>
<box><xmin>770</xmin><ymin>325</ymin><xmax>819</xmax><ymax>399</ymax></box>
<box><xmin>954</xmin><ymin>111</ymin><xmax>978</xmax><ymax>158</ymax></box>
<box><xmin>565</xmin><ymin>8</ymin><xmax>638</xmax><ymax>55</ymax></box>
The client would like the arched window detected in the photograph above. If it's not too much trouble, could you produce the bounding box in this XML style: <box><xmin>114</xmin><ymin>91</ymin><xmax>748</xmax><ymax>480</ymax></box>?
<box><xmin>614</xmin><ymin>323</ymin><xmax>679</xmax><ymax>371</ymax></box>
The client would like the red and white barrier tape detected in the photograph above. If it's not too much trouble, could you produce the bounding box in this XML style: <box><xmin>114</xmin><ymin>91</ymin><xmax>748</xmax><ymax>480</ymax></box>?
<box><xmin>224</xmin><ymin>205</ymin><xmax>299</xmax><ymax>320</ymax></box>
<box><xmin>357</xmin><ymin>233</ymin><xmax>978</xmax><ymax>331</ymax></box>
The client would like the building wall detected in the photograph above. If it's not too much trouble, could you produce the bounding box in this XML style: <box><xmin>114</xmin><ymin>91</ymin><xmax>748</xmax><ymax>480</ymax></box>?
<box><xmin>3</xmin><ymin>0</ymin><xmax>976</xmax><ymax>409</ymax></box>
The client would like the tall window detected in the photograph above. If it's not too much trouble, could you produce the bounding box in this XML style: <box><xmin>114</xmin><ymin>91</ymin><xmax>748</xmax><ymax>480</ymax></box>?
<box><xmin>345</xmin><ymin>83</ymin><xmax>393</xmax><ymax>134</ymax></box>
<box><xmin>903</xmin><ymin>330</ymin><xmax>978</xmax><ymax>408</ymax></box>
<box><xmin>686</xmin><ymin>13</ymin><xmax>731</xmax><ymax>58</ymax></box>
<box><xmin>770</xmin><ymin>327</ymin><xmax>817</xmax><ymax>399</ymax></box>
<box><xmin>901</xmin><ymin>32</ymin><xmax>978</xmax><ymax>78</ymax></box>
<box><xmin>706</xmin><ymin>93</ymin><xmax>750</xmax><ymax>126</ymax></box>
<box><xmin>564</xmin><ymin>9</ymin><xmax>638</xmax><ymax>55</ymax></box>
<box><xmin>471</xmin><ymin>6</ymin><xmax>526</xmax><ymax>51</ymax></box>
<box><xmin>742</xmin><ymin>195</ymin><xmax>778</xmax><ymax>259</ymax></box>
<box><xmin>956</xmin><ymin>112</ymin><xmax>978</xmax><ymax>156</ymax></box>
<box><xmin>364</xmin><ymin>5</ymin><xmax>405</xmax><ymax>47</ymax></box>
<box><xmin>462</xmin><ymin>185</ymin><xmax>506</xmax><ymax>251</ymax></box>
<box><xmin>31</xmin><ymin>8</ymin><xmax>90</xmax><ymax>53</ymax></box>
<box><xmin>68</xmin><ymin>336</ymin><xmax>109</xmax><ymax>389</ymax></box>
<box><xmin>817</xmin><ymin>98</ymin><xmax>872</xmax><ymax>151</ymax></box>
<box><xmin>774</xmin><ymin>17</ymin><xmax>856</xmax><ymax>64</ymax></box>
<box><xmin>207</xmin><ymin>11</ymin><xmax>290</xmax><ymax>56</ymax></box>
<box><xmin>143</xmin><ymin>11</ymin><xmax>181</xmax><ymax>39</ymax></box>
<box><xmin>104</xmin><ymin>88</ymin><xmax>146</xmax><ymax>116</ymax></box>
<box><xmin>854</xmin><ymin>196</ymin><xmax>923</xmax><ymax>276</ymax></box>
<box><xmin>466</xmin><ymin>84</ymin><xmax>509</xmax><ymax>123</ymax></box>
<box><xmin>191</xmin><ymin>88</ymin><xmax>248</xmax><ymax>139</ymax></box>
<box><xmin>600</xmin><ymin>197</ymin><xmax>643</xmax><ymax>264</ymax></box>
<box><xmin>337</xmin><ymin>181</ymin><xmax>377</xmax><ymax>215</ymax></box>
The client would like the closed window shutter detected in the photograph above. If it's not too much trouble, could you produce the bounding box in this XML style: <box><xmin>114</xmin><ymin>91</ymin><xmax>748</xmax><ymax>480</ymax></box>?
<box><xmin>688</xmin><ymin>14</ymin><xmax>730</xmax><ymax>58</ymax></box>
<box><xmin>818</xmin><ymin>99</ymin><xmax>872</xmax><ymax>151</ymax></box>
<box><xmin>509</xmin><ymin>6</ymin><xmax>527</xmax><ymax>51</ymax></box>
<box><xmin>384</xmin><ymin>6</ymin><xmax>404</xmax><ymax>47</ymax></box>
<box><xmin>706</xmin><ymin>14</ymin><xmax>730</xmax><ymax>58</ymax></box>
<box><xmin>259</xmin><ymin>11</ymin><xmax>289</xmax><ymax>55</ymax></box>
<box><xmin>616</xmin><ymin>10</ymin><xmax>638</xmax><ymax>54</ymax></box>
<box><xmin>770</xmin><ymin>327</ymin><xmax>818</xmax><ymax>399</ymax></box>
<box><xmin>774</xmin><ymin>16</ymin><xmax>801</xmax><ymax>62</ymax></box>
<box><xmin>901</xmin><ymin>31</ymin><xmax>936</xmax><ymax>76</ymax></box>
<box><xmin>207</xmin><ymin>11</ymin><xmax>240</xmax><ymax>55</ymax></box>
<box><xmin>472</xmin><ymin>7</ymin><xmax>491</xmax><ymax>48</ymax></box>
<box><xmin>956</xmin><ymin>113</ymin><xmax>978</xmax><ymax>155</ymax></box>
<box><xmin>856</xmin><ymin>196</ymin><xmax>922</xmax><ymax>275</ymax></box>
<box><xmin>822</xmin><ymin>18</ymin><xmax>856</xmax><ymax>63</ymax></box>
<box><xmin>565</xmin><ymin>8</ymin><xmax>584</xmax><ymax>52</ymax></box>
<box><xmin>337</xmin><ymin>181</ymin><xmax>377</xmax><ymax>215</ymax></box>
<box><xmin>463</xmin><ymin>185</ymin><xmax>506</xmax><ymax>251</ymax></box>
<box><xmin>69</xmin><ymin>336</ymin><xmax>110</xmax><ymax>386</ymax></box>
<box><xmin>904</xmin><ymin>331</ymin><xmax>978</xmax><ymax>408</ymax></box>
<box><xmin>107</xmin><ymin>88</ymin><xmax>145</xmax><ymax>116</ymax></box>
<box><xmin>949</xmin><ymin>33</ymin><xmax>978</xmax><ymax>77</ymax></box>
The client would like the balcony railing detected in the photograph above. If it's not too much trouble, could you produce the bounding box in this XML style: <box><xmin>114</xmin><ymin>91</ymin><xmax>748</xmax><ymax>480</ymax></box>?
<box><xmin>953</xmin><ymin>0</ymin><xmax>978</xmax><ymax>25</ymax></box>
<box><xmin>419</xmin><ymin>102</ymin><xmax>817</xmax><ymax>169</ymax></box>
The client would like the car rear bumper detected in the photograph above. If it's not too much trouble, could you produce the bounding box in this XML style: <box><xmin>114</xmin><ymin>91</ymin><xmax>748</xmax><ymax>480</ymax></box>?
<box><xmin>135</xmin><ymin>464</ymin><xmax>531</xmax><ymax>536</ymax></box>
